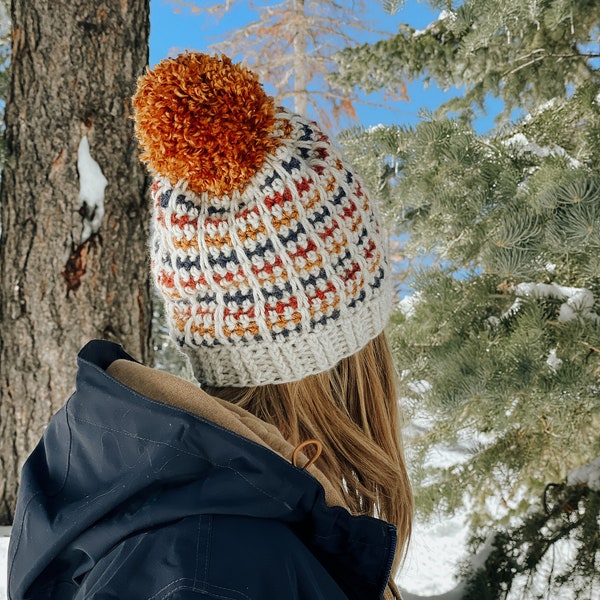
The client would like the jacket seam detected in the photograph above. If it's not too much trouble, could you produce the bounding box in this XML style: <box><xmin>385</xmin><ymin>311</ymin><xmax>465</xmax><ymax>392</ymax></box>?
<box><xmin>161</xmin><ymin>587</ymin><xmax>249</xmax><ymax>600</ymax></box>
<box><xmin>67</xmin><ymin>412</ymin><xmax>291</xmax><ymax>511</ymax></box>
<box><xmin>7</xmin><ymin>397</ymin><xmax>75</xmax><ymax>597</ymax></box>
<box><xmin>193</xmin><ymin>517</ymin><xmax>202</xmax><ymax>588</ymax></box>
<box><xmin>86</xmin><ymin>361</ymin><xmax>328</xmax><ymax>493</ymax></box>
<box><xmin>149</xmin><ymin>578</ymin><xmax>252</xmax><ymax>600</ymax></box>
<box><xmin>204</xmin><ymin>516</ymin><xmax>212</xmax><ymax>582</ymax></box>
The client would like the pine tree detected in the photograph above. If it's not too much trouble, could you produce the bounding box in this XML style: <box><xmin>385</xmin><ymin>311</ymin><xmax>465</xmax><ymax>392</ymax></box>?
<box><xmin>333</xmin><ymin>1</ymin><xmax>600</xmax><ymax>597</ymax></box>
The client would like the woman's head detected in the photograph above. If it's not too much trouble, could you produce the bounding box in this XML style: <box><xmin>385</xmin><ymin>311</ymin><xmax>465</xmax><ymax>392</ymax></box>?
<box><xmin>132</xmin><ymin>53</ymin><xmax>393</xmax><ymax>387</ymax></box>
<box><xmin>133</xmin><ymin>52</ymin><xmax>412</xmax><ymax>568</ymax></box>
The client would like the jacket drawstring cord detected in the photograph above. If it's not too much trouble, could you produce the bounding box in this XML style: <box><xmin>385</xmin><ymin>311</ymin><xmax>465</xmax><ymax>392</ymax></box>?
<box><xmin>292</xmin><ymin>439</ymin><xmax>323</xmax><ymax>469</ymax></box>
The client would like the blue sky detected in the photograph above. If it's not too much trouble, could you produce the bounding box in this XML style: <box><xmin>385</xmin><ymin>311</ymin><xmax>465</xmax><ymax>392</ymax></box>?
<box><xmin>148</xmin><ymin>0</ymin><xmax>494</xmax><ymax>132</ymax></box>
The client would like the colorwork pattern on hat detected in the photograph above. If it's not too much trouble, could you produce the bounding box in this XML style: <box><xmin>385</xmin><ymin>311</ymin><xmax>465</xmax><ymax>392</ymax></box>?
<box><xmin>134</xmin><ymin>54</ymin><xmax>392</xmax><ymax>387</ymax></box>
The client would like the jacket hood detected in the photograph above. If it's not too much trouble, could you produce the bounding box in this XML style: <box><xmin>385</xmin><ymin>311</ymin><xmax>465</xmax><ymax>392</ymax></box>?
<box><xmin>9</xmin><ymin>339</ymin><xmax>397</xmax><ymax>599</ymax></box>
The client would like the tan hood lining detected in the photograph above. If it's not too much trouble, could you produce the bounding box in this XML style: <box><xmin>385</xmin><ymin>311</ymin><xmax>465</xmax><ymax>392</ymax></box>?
<box><xmin>106</xmin><ymin>359</ymin><xmax>343</xmax><ymax>506</ymax></box>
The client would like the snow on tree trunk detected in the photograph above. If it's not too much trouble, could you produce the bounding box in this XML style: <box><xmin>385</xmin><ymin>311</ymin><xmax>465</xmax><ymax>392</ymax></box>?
<box><xmin>0</xmin><ymin>0</ymin><xmax>152</xmax><ymax>525</ymax></box>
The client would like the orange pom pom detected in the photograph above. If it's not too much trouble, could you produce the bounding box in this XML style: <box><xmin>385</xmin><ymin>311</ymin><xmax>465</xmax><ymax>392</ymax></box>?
<box><xmin>132</xmin><ymin>53</ymin><xmax>281</xmax><ymax>196</ymax></box>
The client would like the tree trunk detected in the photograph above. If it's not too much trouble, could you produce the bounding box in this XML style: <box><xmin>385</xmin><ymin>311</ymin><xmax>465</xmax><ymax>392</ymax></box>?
<box><xmin>0</xmin><ymin>0</ymin><xmax>152</xmax><ymax>524</ymax></box>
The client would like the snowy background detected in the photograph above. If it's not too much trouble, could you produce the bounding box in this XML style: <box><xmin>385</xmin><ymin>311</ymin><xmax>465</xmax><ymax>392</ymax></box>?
<box><xmin>2</xmin><ymin>3</ymin><xmax>596</xmax><ymax>598</ymax></box>
<box><xmin>1</xmin><ymin>533</ymin><xmax>8</xmax><ymax>600</ymax></box>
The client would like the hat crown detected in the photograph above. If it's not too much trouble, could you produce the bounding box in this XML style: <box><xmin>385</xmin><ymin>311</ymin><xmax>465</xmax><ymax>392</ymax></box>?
<box><xmin>134</xmin><ymin>54</ymin><xmax>392</xmax><ymax>386</ymax></box>
<box><xmin>133</xmin><ymin>53</ymin><xmax>281</xmax><ymax>196</ymax></box>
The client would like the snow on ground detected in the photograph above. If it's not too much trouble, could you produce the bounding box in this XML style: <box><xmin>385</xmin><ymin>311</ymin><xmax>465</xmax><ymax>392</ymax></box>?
<box><xmin>568</xmin><ymin>456</ymin><xmax>600</xmax><ymax>491</ymax></box>
<box><xmin>0</xmin><ymin>535</ymin><xmax>8</xmax><ymax>600</ymax></box>
<box><xmin>397</xmin><ymin>509</ymin><xmax>469</xmax><ymax>597</ymax></box>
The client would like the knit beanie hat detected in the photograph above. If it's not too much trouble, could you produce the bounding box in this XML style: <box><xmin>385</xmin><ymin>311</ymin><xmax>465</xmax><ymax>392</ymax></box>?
<box><xmin>132</xmin><ymin>53</ymin><xmax>393</xmax><ymax>387</ymax></box>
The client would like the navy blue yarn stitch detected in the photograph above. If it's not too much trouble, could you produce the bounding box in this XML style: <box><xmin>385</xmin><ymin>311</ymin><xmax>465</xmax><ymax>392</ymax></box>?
<box><xmin>369</xmin><ymin>266</ymin><xmax>385</xmax><ymax>290</ymax></box>
<box><xmin>281</xmin><ymin>156</ymin><xmax>301</xmax><ymax>174</ymax></box>
<box><xmin>176</xmin><ymin>194</ymin><xmax>200</xmax><ymax>213</ymax></box>
<box><xmin>243</xmin><ymin>238</ymin><xmax>276</xmax><ymax>260</ymax></box>
<box><xmin>329</xmin><ymin>226</ymin><xmax>372</xmax><ymax>273</ymax></box>
<box><xmin>208</xmin><ymin>250</ymin><xmax>240</xmax><ymax>268</ymax></box>
<box><xmin>345</xmin><ymin>170</ymin><xmax>354</xmax><ymax>184</ymax></box>
<box><xmin>324</xmin><ymin>227</ymin><xmax>370</xmax><ymax>266</ymax></box>
<box><xmin>310</xmin><ymin>309</ymin><xmax>341</xmax><ymax>330</ymax></box>
<box><xmin>306</xmin><ymin>206</ymin><xmax>330</xmax><ymax>228</ymax></box>
<box><xmin>160</xmin><ymin>190</ymin><xmax>172</xmax><ymax>208</ymax></box>
<box><xmin>331</xmin><ymin>249</ymin><xmax>352</xmax><ymax>271</ymax></box>
<box><xmin>270</xmin><ymin>324</ymin><xmax>302</xmax><ymax>340</ymax></box>
<box><xmin>299</xmin><ymin>123</ymin><xmax>314</xmax><ymax>141</ymax></box>
<box><xmin>223</xmin><ymin>289</ymin><xmax>254</xmax><ymax>306</ymax></box>
<box><xmin>259</xmin><ymin>171</ymin><xmax>281</xmax><ymax>192</ymax></box>
<box><xmin>348</xmin><ymin>290</ymin><xmax>367</xmax><ymax>309</ymax></box>
<box><xmin>356</xmin><ymin>228</ymin><xmax>369</xmax><ymax>246</ymax></box>
<box><xmin>277</xmin><ymin>222</ymin><xmax>307</xmax><ymax>246</ymax></box>
<box><xmin>178</xmin><ymin>336</ymin><xmax>223</xmax><ymax>348</ymax></box>
<box><xmin>261</xmin><ymin>281</ymin><xmax>294</xmax><ymax>300</ymax></box>
<box><xmin>346</xmin><ymin>268</ymin><xmax>384</xmax><ymax>309</ymax></box>
<box><xmin>207</xmin><ymin>205</ymin><xmax>228</xmax><ymax>216</ymax></box>
<box><xmin>176</xmin><ymin>256</ymin><xmax>201</xmax><ymax>271</ymax></box>
<box><xmin>226</xmin><ymin>334</ymin><xmax>264</xmax><ymax>345</ymax></box>
<box><xmin>300</xmin><ymin>268</ymin><xmax>328</xmax><ymax>289</ymax></box>
<box><xmin>332</xmin><ymin>186</ymin><xmax>347</xmax><ymax>206</ymax></box>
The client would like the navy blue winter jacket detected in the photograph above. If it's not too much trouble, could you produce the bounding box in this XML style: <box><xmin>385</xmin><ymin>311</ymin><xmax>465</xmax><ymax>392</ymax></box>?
<box><xmin>8</xmin><ymin>340</ymin><xmax>398</xmax><ymax>599</ymax></box>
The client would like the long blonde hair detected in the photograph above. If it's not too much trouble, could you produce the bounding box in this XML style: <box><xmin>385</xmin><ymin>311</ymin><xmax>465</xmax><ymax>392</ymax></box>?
<box><xmin>205</xmin><ymin>331</ymin><xmax>413</xmax><ymax>571</ymax></box>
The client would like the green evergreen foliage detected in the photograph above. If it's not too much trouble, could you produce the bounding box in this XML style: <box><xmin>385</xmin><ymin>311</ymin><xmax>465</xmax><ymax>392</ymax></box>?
<box><xmin>334</xmin><ymin>0</ymin><xmax>600</xmax><ymax>596</ymax></box>
<box><xmin>333</xmin><ymin>0</ymin><xmax>600</xmax><ymax>120</ymax></box>
<box><xmin>463</xmin><ymin>481</ymin><xmax>600</xmax><ymax>599</ymax></box>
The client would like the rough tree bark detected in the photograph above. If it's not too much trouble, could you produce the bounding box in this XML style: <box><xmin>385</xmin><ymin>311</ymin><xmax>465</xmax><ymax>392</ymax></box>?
<box><xmin>0</xmin><ymin>0</ymin><xmax>152</xmax><ymax>524</ymax></box>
